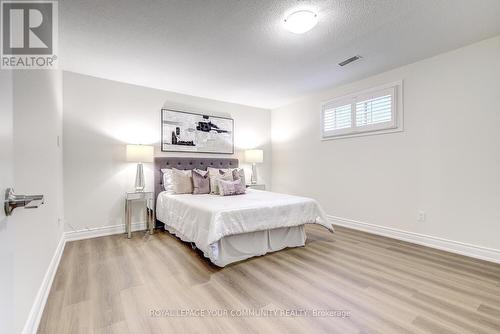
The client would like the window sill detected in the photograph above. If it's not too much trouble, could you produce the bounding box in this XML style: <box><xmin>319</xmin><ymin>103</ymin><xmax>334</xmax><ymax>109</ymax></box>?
<box><xmin>321</xmin><ymin>127</ymin><xmax>404</xmax><ymax>141</ymax></box>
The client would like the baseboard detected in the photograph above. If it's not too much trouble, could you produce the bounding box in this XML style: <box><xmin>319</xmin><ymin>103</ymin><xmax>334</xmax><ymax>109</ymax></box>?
<box><xmin>328</xmin><ymin>215</ymin><xmax>500</xmax><ymax>264</ymax></box>
<box><xmin>65</xmin><ymin>222</ymin><xmax>147</xmax><ymax>242</ymax></box>
<box><xmin>22</xmin><ymin>233</ymin><xmax>66</xmax><ymax>334</ymax></box>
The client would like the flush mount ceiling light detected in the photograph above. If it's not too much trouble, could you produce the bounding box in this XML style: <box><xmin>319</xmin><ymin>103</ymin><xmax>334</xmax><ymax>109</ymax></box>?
<box><xmin>283</xmin><ymin>10</ymin><xmax>318</xmax><ymax>34</ymax></box>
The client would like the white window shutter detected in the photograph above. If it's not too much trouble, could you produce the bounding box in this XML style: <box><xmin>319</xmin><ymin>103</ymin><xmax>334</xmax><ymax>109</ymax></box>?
<box><xmin>321</xmin><ymin>82</ymin><xmax>401</xmax><ymax>139</ymax></box>
<box><xmin>355</xmin><ymin>94</ymin><xmax>393</xmax><ymax>127</ymax></box>
<box><xmin>323</xmin><ymin>104</ymin><xmax>352</xmax><ymax>132</ymax></box>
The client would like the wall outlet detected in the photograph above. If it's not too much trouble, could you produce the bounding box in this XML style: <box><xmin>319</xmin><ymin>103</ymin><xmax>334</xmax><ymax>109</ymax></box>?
<box><xmin>417</xmin><ymin>211</ymin><xmax>426</xmax><ymax>222</ymax></box>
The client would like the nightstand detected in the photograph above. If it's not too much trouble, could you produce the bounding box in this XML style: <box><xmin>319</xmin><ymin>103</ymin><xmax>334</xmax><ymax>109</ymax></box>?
<box><xmin>125</xmin><ymin>191</ymin><xmax>155</xmax><ymax>239</ymax></box>
<box><xmin>247</xmin><ymin>184</ymin><xmax>266</xmax><ymax>190</ymax></box>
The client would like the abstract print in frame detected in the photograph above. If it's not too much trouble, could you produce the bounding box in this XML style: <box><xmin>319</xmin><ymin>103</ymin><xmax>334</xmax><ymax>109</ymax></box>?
<box><xmin>161</xmin><ymin>109</ymin><xmax>234</xmax><ymax>154</ymax></box>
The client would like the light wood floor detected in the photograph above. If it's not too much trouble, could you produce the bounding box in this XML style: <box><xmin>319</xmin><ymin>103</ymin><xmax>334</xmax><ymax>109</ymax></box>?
<box><xmin>38</xmin><ymin>225</ymin><xmax>500</xmax><ymax>334</ymax></box>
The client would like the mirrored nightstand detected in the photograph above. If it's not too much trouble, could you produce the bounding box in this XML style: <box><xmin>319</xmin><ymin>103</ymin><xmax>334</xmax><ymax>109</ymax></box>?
<box><xmin>246</xmin><ymin>184</ymin><xmax>266</xmax><ymax>190</ymax></box>
<box><xmin>125</xmin><ymin>191</ymin><xmax>155</xmax><ymax>239</ymax></box>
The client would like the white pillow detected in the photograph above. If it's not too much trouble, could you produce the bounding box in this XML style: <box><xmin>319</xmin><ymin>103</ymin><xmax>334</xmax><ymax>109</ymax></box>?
<box><xmin>171</xmin><ymin>168</ymin><xmax>193</xmax><ymax>194</ymax></box>
<box><xmin>161</xmin><ymin>169</ymin><xmax>174</xmax><ymax>194</ymax></box>
<box><xmin>207</xmin><ymin>167</ymin><xmax>233</xmax><ymax>194</ymax></box>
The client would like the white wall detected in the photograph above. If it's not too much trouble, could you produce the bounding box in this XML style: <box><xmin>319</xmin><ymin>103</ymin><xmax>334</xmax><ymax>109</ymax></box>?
<box><xmin>63</xmin><ymin>72</ymin><xmax>271</xmax><ymax>232</ymax></box>
<box><xmin>0</xmin><ymin>70</ymin><xmax>15</xmax><ymax>334</ymax></box>
<box><xmin>272</xmin><ymin>35</ymin><xmax>500</xmax><ymax>250</ymax></box>
<box><xmin>10</xmin><ymin>71</ymin><xmax>64</xmax><ymax>333</ymax></box>
<box><xmin>0</xmin><ymin>71</ymin><xmax>13</xmax><ymax>222</ymax></box>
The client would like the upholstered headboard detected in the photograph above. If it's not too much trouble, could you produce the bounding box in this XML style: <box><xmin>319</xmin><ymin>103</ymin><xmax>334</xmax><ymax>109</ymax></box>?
<box><xmin>154</xmin><ymin>157</ymin><xmax>239</xmax><ymax>201</ymax></box>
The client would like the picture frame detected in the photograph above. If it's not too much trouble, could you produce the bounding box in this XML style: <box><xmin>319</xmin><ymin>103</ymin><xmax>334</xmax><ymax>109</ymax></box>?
<box><xmin>161</xmin><ymin>108</ymin><xmax>234</xmax><ymax>154</ymax></box>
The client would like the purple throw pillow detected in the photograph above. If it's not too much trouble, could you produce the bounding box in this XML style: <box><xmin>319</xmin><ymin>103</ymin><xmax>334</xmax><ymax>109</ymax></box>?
<box><xmin>192</xmin><ymin>169</ymin><xmax>210</xmax><ymax>194</ymax></box>
<box><xmin>218</xmin><ymin>178</ymin><xmax>246</xmax><ymax>196</ymax></box>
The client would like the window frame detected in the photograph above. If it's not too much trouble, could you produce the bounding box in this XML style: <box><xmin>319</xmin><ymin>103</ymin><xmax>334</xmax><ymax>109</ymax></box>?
<box><xmin>320</xmin><ymin>81</ymin><xmax>403</xmax><ymax>140</ymax></box>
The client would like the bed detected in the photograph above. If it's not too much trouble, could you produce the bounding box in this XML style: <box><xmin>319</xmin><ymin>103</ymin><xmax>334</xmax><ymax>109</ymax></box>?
<box><xmin>154</xmin><ymin>157</ymin><xmax>333</xmax><ymax>266</ymax></box>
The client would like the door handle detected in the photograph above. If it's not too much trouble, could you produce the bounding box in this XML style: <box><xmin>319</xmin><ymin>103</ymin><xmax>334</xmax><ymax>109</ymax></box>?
<box><xmin>4</xmin><ymin>188</ymin><xmax>44</xmax><ymax>216</ymax></box>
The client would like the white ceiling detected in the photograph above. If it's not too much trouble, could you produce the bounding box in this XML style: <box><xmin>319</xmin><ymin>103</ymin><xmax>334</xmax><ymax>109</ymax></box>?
<box><xmin>60</xmin><ymin>0</ymin><xmax>500</xmax><ymax>109</ymax></box>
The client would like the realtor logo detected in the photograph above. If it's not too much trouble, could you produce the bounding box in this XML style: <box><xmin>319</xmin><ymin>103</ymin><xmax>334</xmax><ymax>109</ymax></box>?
<box><xmin>1</xmin><ymin>0</ymin><xmax>58</xmax><ymax>69</ymax></box>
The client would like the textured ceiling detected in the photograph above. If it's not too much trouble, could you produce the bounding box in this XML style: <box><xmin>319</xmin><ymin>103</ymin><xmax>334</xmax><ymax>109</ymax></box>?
<box><xmin>60</xmin><ymin>0</ymin><xmax>500</xmax><ymax>109</ymax></box>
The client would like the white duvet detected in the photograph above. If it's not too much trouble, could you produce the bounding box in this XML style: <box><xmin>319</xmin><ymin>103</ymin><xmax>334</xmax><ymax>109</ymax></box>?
<box><xmin>156</xmin><ymin>189</ymin><xmax>333</xmax><ymax>251</ymax></box>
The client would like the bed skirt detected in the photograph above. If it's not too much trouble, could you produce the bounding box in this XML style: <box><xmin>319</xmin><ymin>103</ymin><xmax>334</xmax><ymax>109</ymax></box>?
<box><xmin>164</xmin><ymin>224</ymin><xmax>306</xmax><ymax>267</ymax></box>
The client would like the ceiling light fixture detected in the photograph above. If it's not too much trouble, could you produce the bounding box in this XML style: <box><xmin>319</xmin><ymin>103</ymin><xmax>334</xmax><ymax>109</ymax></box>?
<box><xmin>283</xmin><ymin>10</ymin><xmax>318</xmax><ymax>34</ymax></box>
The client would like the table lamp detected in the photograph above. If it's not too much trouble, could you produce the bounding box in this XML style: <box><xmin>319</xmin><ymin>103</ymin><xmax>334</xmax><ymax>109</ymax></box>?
<box><xmin>245</xmin><ymin>149</ymin><xmax>263</xmax><ymax>184</ymax></box>
<box><xmin>126</xmin><ymin>144</ymin><xmax>154</xmax><ymax>192</ymax></box>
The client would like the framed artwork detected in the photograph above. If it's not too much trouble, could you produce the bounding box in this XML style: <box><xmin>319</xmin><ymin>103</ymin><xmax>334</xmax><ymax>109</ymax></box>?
<box><xmin>161</xmin><ymin>109</ymin><xmax>234</xmax><ymax>154</ymax></box>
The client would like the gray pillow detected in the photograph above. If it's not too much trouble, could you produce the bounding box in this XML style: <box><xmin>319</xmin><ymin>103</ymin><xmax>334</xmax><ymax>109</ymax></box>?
<box><xmin>232</xmin><ymin>168</ymin><xmax>246</xmax><ymax>186</ymax></box>
<box><xmin>192</xmin><ymin>169</ymin><xmax>210</xmax><ymax>194</ymax></box>
<box><xmin>218</xmin><ymin>178</ymin><xmax>246</xmax><ymax>196</ymax></box>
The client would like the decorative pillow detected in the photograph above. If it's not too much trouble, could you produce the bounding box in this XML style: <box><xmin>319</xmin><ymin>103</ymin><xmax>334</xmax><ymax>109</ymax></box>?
<box><xmin>193</xmin><ymin>168</ymin><xmax>208</xmax><ymax>176</ymax></box>
<box><xmin>232</xmin><ymin>168</ymin><xmax>246</xmax><ymax>187</ymax></box>
<box><xmin>171</xmin><ymin>168</ymin><xmax>193</xmax><ymax>194</ymax></box>
<box><xmin>161</xmin><ymin>169</ymin><xmax>174</xmax><ymax>194</ymax></box>
<box><xmin>208</xmin><ymin>167</ymin><xmax>233</xmax><ymax>194</ymax></box>
<box><xmin>218</xmin><ymin>178</ymin><xmax>246</xmax><ymax>196</ymax></box>
<box><xmin>192</xmin><ymin>169</ymin><xmax>210</xmax><ymax>194</ymax></box>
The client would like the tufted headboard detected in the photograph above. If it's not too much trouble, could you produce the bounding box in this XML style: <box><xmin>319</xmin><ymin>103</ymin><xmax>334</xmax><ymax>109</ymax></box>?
<box><xmin>154</xmin><ymin>157</ymin><xmax>239</xmax><ymax>202</ymax></box>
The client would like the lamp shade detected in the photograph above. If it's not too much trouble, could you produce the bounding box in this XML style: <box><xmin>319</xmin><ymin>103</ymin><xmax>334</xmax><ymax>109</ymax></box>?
<box><xmin>245</xmin><ymin>149</ymin><xmax>263</xmax><ymax>163</ymax></box>
<box><xmin>126</xmin><ymin>145</ymin><xmax>154</xmax><ymax>163</ymax></box>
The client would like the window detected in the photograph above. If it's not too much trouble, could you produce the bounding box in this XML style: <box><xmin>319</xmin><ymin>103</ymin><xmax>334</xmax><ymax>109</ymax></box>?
<box><xmin>321</xmin><ymin>82</ymin><xmax>403</xmax><ymax>139</ymax></box>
